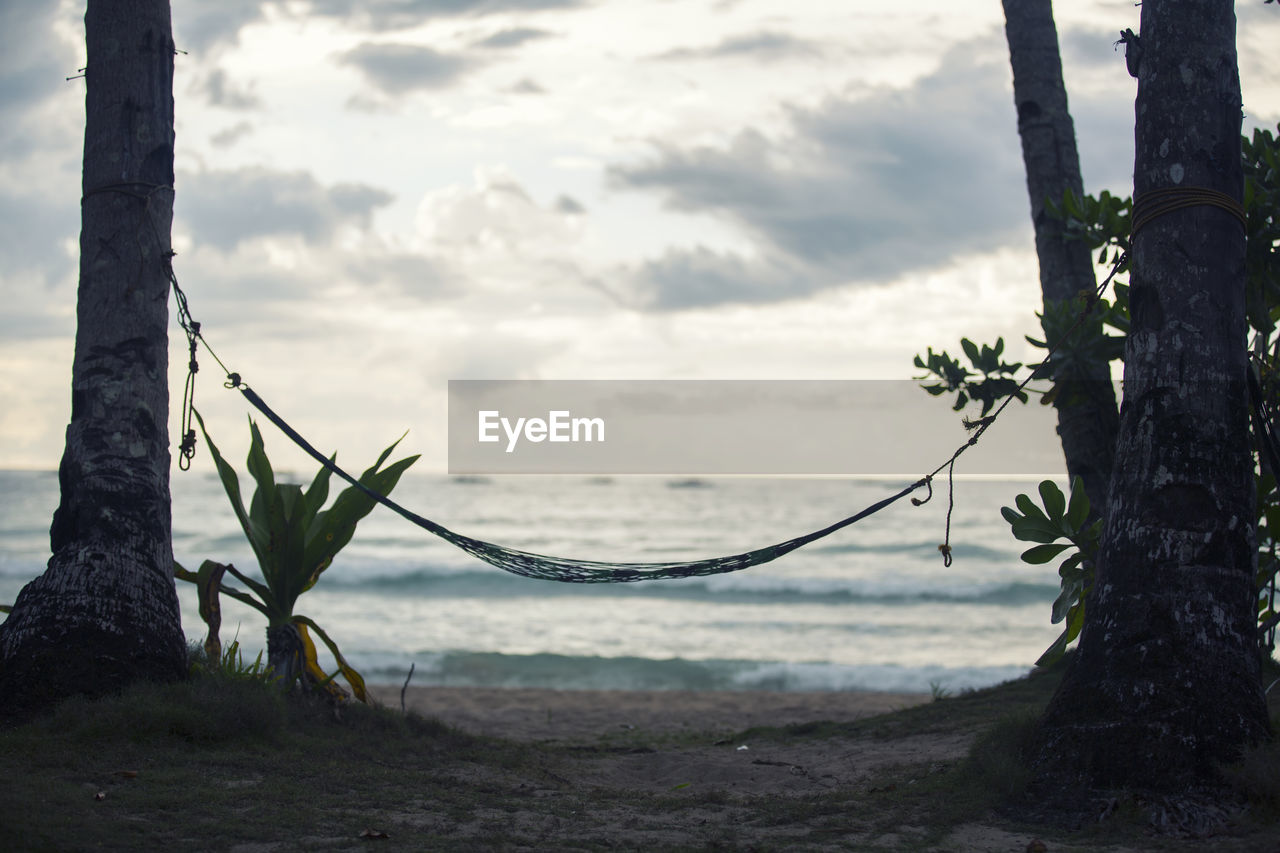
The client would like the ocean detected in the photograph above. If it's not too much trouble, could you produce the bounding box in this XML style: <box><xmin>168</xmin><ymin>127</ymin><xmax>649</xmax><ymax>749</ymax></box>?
<box><xmin>0</xmin><ymin>470</ymin><xmax>1066</xmax><ymax>695</ymax></box>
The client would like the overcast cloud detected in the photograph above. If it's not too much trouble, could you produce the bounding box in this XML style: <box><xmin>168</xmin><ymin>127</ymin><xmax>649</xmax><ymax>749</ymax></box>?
<box><xmin>309</xmin><ymin>0</ymin><xmax>589</xmax><ymax>32</ymax></box>
<box><xmin>612</xmin><ymin>42</ymin><xmax>1026</xmax><ymax>309</ymax></box>
<box><xmin>655</xmin><ymin>30</ymin><xmax>825</xmax><ymax>63</ymax></box>
<box><xmin>2</xmin><ymin>1</ymin><xmax>1278</xmax><ymax>469</ymax></box>
<box><xmin>177</xmin><ymin>169</ymin><xmax>394</xmax><ymax>251</ymax></box>
<box><xmin>341</xmin><ymin>43</ymin><xmax>479</xmax><ymax>95</ymax></box>
<box><xmin>472</xmin><ymin>27</ymin><xmax>555</xmax><ymax>50</ymax></box>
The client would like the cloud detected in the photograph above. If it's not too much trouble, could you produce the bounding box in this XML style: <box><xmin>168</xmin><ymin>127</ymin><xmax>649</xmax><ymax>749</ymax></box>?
<box><xmin>176</xmin><ymin>168</ymin><xmax>394</xmax><ymax>251</ymax></box>
<box><xmin>0</xmin><ymin>4</ymin><xmax>80</xmax><ymax>157</ymax></box>
<box><xmin>340</xmin><ymin>43</ymin><xmax>477</xmax><ymax>95</ymax></box>
<box><xmin>609</xmin><ymin>40</ymin><xmax>1028</xmax><ymax>310</ymax></box>
<box><xmin>472</xmin><ymin>27</ymin><xmax>554</xmax><ymax>50</ymax></box>
<box><xmin>418</xmin><ymin>169</ymin><xmax>573</xmax><ymax>253</ymax></box>
<box><xmin>553</xmin><ymin>195</ymin><xmax>585</xmax><ymax>215</ymax></box>
<box><xmin>1059</xmin><ymin>26</ymin><xmax>1127</xmax><ymax>72</ymax></box>
<box><xmin>655</xmin><ymin>30</ymin><xmax>824</xmax><ymax>63</ymax></box>
<box><xmin>412</xmin><ymin>168</ymin><xmax>613</xmax><ymax>312</ymax></box>
<box><xmin>195</xmin><ymin>69</ymin><xmax>262</xmax><ymax>109</ymax></box>
<box><xmin>508</xmin><ymin>77</ymin><xmax>546</xmax><ymax>94</ymax></box>
<box><xmin>0</xmin><ymin>189</ymin><xmax>77</xmax><ymax>291</ymax></box>
<box><xmin>0</xmin><ymin>5</ymin><xmax>66</xmax><ymax>112</ymax></box>
<box><xmin>173</xmin><ymin>0</ymin><xmax>270</xmax><ymax>54</ymax></box>
<box><xmin>308</xmin><ymin>0</ymin><xmax>587</xmax><ymax>32</ymax></box>
<box><xmin>628</xmin><ymin>248</ymin><xmax>808</xmax><ymax>310</ymax></box>
<box><xmin>171</xmin><ymin>0</ymin><xmax>585</xmax><ymax>55</ymax></box>
<box><xmin>210</xmin><ymin>121</ymin><xmax>255</xmax><ymax>149</ymax></box>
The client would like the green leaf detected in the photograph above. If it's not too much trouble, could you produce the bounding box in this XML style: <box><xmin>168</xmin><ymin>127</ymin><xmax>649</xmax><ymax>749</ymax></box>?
<box><xmin>1014</xmin><ymin>492</ymin><xmax>1046</xmax><ymax>521</ymax></box>
<box><xmin>1063</xmin><ymin>600</ymin><xmax>1085</xmax><ymax>643</ymax></box>
<box><xmin>1020</xmin><ymin>543</ymin><xmax>1072</xmax><ymax>565</ymax></box>
<box><xmin>193</xmin><ymin>409</ymin><xmax>264</xmax><ymax>569</ymax></box>
<box><xmin>300</xmin><ymin>456</ymin><xmax>335</xmax><ymax>526</ymax></box>
<box><xmin>1050</xmin><ymin>580</ymin><xmax>1080</xmax><ymax>623</ymax></box>
<box><xmin>1065</xmin><ymin>475</ymin><xmax>1091</xmax><ymax>531</ymax></box>
<box><xmin>1035</xmin><ymin>604</ymin><xmax>1085</xmax><ymax>667</ymax></box>
<box><xmin>1038</xmin><ymin>480</ymin><xmax>1066</xmax><ymax>523</ymax></box>
<box><xmin>961</xmin><ymin>338</ymin><xmax>981</xmax><ymax>368</ymax></box>
<box><xmin>299</xmin><ymin>445</ymin><xmax>418</xmax><ymax>584</ymax></box>
<box><xmin>1056</xmin><ymin>553</ymin><xmax>1083</xmax><ymax>578</ymax></box>
<box><xmin>224</xmin><ymin>563</ymin><xmax>279</xmax><ymax>619</ymax></box>
<box><xmin>1008</xmin><ymin>523</ymin><xmax>1063</xmax><ymax>544</ymax></box>
<box><xmin>1006</xmin><ymin>494</ymin><xmax>1062</xmax><ymax>543</ymax></box>
<box><xmin>1035</xmin><ymin>627</ymin><xmax>1072</xmax><ymax>668</ymax></box>
<box><xmin>245</xmin><ymin>422</ymin><xmax>280</xmax><ymax>546</ymax></box>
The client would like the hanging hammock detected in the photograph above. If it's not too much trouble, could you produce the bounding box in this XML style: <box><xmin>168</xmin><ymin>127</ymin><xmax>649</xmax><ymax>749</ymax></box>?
<box><xmin>236</xmin><ymin>385</ymin><xmax>928</xmax><ymax>583</ymax></box>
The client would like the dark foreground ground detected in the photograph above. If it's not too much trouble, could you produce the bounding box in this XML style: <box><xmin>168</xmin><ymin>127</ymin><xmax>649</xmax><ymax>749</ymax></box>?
<box><xmin>2</xmin><ymin>663</ymin><xmax>1279</xmax><ymax>851</ymax></box>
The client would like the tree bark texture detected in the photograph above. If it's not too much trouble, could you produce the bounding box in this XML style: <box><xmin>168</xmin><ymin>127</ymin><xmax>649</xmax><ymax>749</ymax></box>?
<box><xmin>1003</xmin><ymin>0</ymin><xmax>1119</xmax><ymax>515</ymax></box>
<box><xmin>1033</xmin><ymin>0</ymin><xmax>1269</xmax><ymax>791</ymax></box>
<box><xmin>0</xmin><ymin>0</ymin><xmax>187</xmax><ymax>716</ymax></box>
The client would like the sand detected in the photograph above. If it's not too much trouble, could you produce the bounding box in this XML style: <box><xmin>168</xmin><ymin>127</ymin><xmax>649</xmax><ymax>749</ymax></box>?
<box><xmin>369</xmin><ymin>684</ymin><xmax>932</xmax><ymax>742</ymax></box>
<box><xmin>353</xmin><ymin>686</ymin><xmax>1160</xmax><ymax>850</ymax></box>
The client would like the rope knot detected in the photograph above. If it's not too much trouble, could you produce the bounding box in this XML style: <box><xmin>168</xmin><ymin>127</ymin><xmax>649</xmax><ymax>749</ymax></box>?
<box><xmin>911</xmin><ymin>477</ymin><xmax>934</xmax><ymax>507</ymax></box>
<box><xmin>178</xmin><ymin>428</ymin><xmax>197</xmax><ymax>470</ymax></box>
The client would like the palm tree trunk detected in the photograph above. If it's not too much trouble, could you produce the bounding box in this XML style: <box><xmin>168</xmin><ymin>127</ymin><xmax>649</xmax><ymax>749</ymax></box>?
<box><xmin>1032</xmin><ymin>0</ymin><xmax>1269</xmax><ymax>793</ymax></box>
<box><xmin>0</xmin><ymin>0</ymin><xmax>187</xmax><ymax>717</ymax></box>
<box><xmin>1003</xmin><ymin>0</ymin><xmax>1120</xmax><ymax>514</ymax></box>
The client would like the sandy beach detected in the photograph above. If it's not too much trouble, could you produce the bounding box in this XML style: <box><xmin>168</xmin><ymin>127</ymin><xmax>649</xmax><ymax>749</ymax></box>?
<box><xmin>369</xmin><ymin>685</ymin><xmax>932</xmax><ymax>742</ymax></box>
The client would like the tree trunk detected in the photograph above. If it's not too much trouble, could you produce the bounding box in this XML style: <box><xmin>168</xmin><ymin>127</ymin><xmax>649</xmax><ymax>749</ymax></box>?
<box><xmin>1003</xmin><ymin>0</ymin><xmax>1120</xmax><ymax>514</ymax></box>
<box><xmin>1032</xmin><ymin>0</ymin><xmax>1269</xmax><ymax>793</ymax></box>
<box><xmin>0</xmin><ymin>0</ymin><xmax>187</xmax><ymax>717</ymax></box>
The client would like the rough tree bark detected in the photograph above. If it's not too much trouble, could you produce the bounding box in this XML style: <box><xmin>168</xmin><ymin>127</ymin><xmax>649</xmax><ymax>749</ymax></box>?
<box><xmin>0</xmin><ymin>0</ymin><xmax>187</xmax><ymax>716</ymax></box>
<box><xmin>1002</xmin><ymin>0</ymin><xmax>1120</xmax><ymax>513</ymax></box>
<box><xmin>1032</xmin><ymin>0</ymin><xmax>1269</xmax><ymax>792</ymax></box>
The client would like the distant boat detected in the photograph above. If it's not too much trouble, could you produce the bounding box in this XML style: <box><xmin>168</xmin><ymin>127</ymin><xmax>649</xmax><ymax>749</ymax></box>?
<box><xmin>585</xmin><ymin>476</ymin><xmax>614</xmax><ymax>485</ymax></box>
<box><xmin>452</xmin><ymin>475</ymin><xmax>492</xmax><ymax>485</ymax></box>
<box><xmin>666</xmin><ymin>478</ymin><xmax>711</xmax><ymax>489</ymax></box>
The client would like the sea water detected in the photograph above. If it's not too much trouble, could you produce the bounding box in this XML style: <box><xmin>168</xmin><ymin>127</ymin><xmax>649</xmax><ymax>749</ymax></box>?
<box><xmin>0</xmin><ymin>470</ymin><xmax>1066</xmax><ymax>695</ymax></box>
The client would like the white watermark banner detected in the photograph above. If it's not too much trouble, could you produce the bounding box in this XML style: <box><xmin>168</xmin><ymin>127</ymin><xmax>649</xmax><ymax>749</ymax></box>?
<box><xmin>447</xmin><ymin>380</ymin><xmax>1067</xmax><ymax>476</ymax></box>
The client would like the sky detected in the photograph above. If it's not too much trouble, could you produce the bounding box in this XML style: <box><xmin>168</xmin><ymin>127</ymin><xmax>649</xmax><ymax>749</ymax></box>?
<box><xmin>2</xmin><ymin>0</ymin><xmax>1279</xmax><ymax>474</ymax></box>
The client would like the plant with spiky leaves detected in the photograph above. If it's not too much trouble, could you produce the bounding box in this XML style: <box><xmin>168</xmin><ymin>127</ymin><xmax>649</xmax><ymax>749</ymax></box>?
<box><xmin>176</xmin><ymin>412</ymin><xmax>417</xmax><ymax>702</ymax></box>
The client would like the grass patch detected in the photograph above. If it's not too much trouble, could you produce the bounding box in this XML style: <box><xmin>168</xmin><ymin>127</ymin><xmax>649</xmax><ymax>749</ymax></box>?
<box><xmin>0</xmin><ymin>671</ymin><xmax>531</xmax><ymax>852</ymax></box>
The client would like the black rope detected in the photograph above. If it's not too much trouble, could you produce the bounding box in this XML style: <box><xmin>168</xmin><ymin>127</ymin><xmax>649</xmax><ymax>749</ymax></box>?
<box><xmin>940</xmin><ymin>457</ymin><xmax>956</xmax><ymax>567</ymax></box>
<box><xmin>1131</xmin><ymin>185</ymin><xmax>1247</xmax><ymax>237</ymax></box>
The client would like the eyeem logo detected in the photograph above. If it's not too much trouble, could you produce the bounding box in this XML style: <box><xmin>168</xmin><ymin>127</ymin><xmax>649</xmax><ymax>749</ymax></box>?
<box><xmin>478</xmin><ymin>410</ymin><xmax>605</xmax><ymax>453</ymax></box>
<box><xmin>448</xmin><ymin>379</ymin><xmax>1068</xmax><ymax>475</ymax></box>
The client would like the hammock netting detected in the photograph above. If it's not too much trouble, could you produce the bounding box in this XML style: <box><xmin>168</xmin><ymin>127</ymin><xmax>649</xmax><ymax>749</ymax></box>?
<box><xmin>240</xmin><ymin>386</ymin><xmax>927</xmax><ymax>583</ymax></box>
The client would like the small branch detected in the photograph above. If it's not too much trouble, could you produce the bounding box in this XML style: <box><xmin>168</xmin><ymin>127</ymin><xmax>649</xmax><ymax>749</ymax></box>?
<box><xmin>400</xmin><ymin>662</ymin><xmax>415</xmax><ymax>715</ymax></box>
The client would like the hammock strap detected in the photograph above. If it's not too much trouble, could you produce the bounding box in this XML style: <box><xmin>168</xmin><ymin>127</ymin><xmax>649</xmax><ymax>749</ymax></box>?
<box><xmin>236</xmin><ymin>384</ymin><xmax>927</xmax><ymax>583</ymax></box>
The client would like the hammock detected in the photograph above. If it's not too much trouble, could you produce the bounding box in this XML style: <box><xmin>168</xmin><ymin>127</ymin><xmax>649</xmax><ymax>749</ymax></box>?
<box><xmin>238</xmin><ymin>385</ymin><xmax>928</xmax><ymax>583</ymax></box>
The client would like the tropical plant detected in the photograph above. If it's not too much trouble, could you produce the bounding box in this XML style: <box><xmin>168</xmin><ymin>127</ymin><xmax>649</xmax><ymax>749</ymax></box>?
<box><xmin>176</xmin><ymin>412</ymin><xmax>418</xmax><ymax>703</ymax></box>
<box><xmin>1001</xmin><ymin>477</ymin><xmax>1100</xmax><ymax>666</ymax></box>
